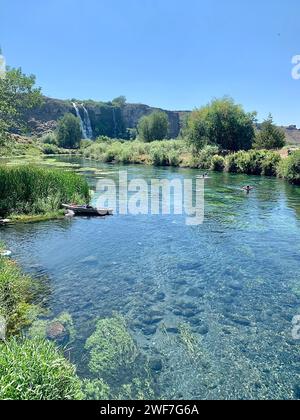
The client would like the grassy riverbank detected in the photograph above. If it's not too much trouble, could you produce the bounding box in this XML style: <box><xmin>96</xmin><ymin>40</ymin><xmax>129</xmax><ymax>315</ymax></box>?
<box><xmin>80</xmin><ymin>139</ymin><xmax>300</xmax><ymax>184</ymax></box>
<box><xmin>0</xmin><ymin>241</ymin><xmax>83</xmax><ymax>400</ymax></box>
<box><xmin>0</xmin><ymin>165</ymin><xmax>90</xmax><ymax>220</ymax></box>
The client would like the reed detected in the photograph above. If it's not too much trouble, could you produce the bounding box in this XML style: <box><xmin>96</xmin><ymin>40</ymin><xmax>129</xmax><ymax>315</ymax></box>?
<box><xmin>0</xmin><ymin>165</ymin><xmax>90</xmax><ymax>217</ymax></box>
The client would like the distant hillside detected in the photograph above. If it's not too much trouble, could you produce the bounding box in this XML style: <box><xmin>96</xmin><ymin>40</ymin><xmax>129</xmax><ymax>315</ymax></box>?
<box><xmin>280</xmin><ymin>125</ymin><xmax>300</xmax><ymax>145</ymax></box>
<box><xmin>25</xmin><ymin>97</ymin><xmax>299</xmax><ymax>144</ymax></box>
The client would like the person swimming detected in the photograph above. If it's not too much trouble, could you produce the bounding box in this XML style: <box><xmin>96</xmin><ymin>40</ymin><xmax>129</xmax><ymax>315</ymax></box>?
<box><xmin>242</xmin><ymin>185</ymin><xmax>254</xmax><ymax>193</ymax></box>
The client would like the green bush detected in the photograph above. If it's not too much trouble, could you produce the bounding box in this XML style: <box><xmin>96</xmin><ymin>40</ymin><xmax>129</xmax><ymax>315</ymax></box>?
<box><xmin>188</xmin><ymin>145</ymin><xmax>219</xmax><ymax>169</ymax></box>
<box><xmin>225</xmin><ymin>150</ymin><xmax>281</xmax><ymax>176</ymax></box>
<box><xmin>278</xmin><ymin>150</ymin><xmax>300</xmax><ymax>184</ymax></box>
<box><xmin>0</xmin><ymin>338</ymin><xmax>83</xmax><ymax>400</ymax></box>
<box><xmin>137</xmin><ymin>111</ymin><xmax>169</xmax><ymax>142</ymax></box>
<box><xmin>0</xmin><ymin>165</ymin><xmax>90</xmax><ymax>217</ymax></box>
<box><xmin>40</xmin><ymin>143</ymin><xmax>60</xmax><ymax>155</ymax></box>
<box><xmin>40</xmin><ymin>132</ymin><xmax>58</xmax><ymax>146</ymax></box>
<box><xmin>211</xmin><ymin>155</ymin><xmax>225</xmax><ymax>171</ymax></box>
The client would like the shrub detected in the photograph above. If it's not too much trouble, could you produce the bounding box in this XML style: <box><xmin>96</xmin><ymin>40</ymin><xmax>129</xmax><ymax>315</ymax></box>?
<box><xmin>80</xmin><ymin>139</ymin><xmax>94</xmax><ymax>149</ymax></box>
<box><xmin>188</xmin><ymin>145</ymin><xmax>219</xmax><ymax>169</ymax></box>
<box><xmin>0</xmin><ymin>165</ymin><xmax>90</xmax><ymax>217</ymax></box>
<box><xmin>40</xmin><ymin>132</ymin><xmax>58</xmax><ymax>146</ymax></box>
<box><xmin>138</xmin><ymin>112</ymin><xmax>169</xmax><ymax>142</ymax></box>
<box><xmin>0</xmin><ymin>338</ymin><xmax>83</xmax><ymax>400</ymax></box>
<box><xmin>261</xmin><ymin>152</ymin><xmax>281</xmax><ymax>176</ymax></box>
<box><xmin>211</xmin><ymin>155</ymin><xmax>225</xmax><ymax>171</ymax></box>
<box><xmin>225</xmin><ymin>150</ymin><xmax>281</xmax><ymax>176</ymax></box>
<box><xmin>278</xmin><ymin>150</ymin><xmax>300</xmax><ymax>184</ymax></box>
<box><xmin>40</xmin><ymin>143</ymin><xmax>60</xmax><ymax>155</ymax></box>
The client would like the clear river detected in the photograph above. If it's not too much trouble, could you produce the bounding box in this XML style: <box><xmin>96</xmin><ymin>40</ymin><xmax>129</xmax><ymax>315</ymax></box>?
<box><xmin>1</xmin><ymin>156</ymin><xmax>300</xmax><ymax>400</ymax></box>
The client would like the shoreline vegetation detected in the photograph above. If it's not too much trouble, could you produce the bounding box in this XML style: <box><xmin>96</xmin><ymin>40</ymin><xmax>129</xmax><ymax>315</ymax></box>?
<box><xmin>0</xmin><ymin>165</ymin><xmax>90</xmax><ymax>223</ymax></box>
<box><xmin>2</xmin><ymin>136</ymin><xmax>300</xmax><ymax>186</ymax></box>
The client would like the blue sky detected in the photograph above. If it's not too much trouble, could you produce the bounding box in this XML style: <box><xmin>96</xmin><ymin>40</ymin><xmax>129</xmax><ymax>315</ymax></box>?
<box><xmin>1</xmin><ymin>0</ymin><xmax>299</xmax><ymax>125</ymax></box>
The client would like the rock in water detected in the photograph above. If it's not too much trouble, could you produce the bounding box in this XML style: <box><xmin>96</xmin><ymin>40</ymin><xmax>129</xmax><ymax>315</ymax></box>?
<box><xmin>46</xmin><ymin>321</ymin><xmax>69</xmax><ymax>344</ymax></box>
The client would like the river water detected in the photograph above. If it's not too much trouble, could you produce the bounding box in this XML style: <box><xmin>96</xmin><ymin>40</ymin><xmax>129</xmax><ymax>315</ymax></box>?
<box><xmin>1</xmin><ymin>156</ymin><xmax>300</xmax><ymax>400</ymax></box>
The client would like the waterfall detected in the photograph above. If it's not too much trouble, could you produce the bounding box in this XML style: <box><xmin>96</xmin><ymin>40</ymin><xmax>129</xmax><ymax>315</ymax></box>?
<box><xmin>72</xmin><ymin>102</ymin><xmax>93</xmax><ymax>139</ymax></box>
<box><xmin>0</xmin><ymin>52</ymin><xmax>6</xmax><ymax>78</ymax></box>
<box><xmin>82</xmin><ymin>105</ymin><xmax>93</xmax><ymax>139</ymax></box>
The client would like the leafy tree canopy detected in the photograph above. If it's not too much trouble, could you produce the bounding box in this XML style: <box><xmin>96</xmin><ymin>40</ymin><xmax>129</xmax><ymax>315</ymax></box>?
<box><xmin>112</xmin><ymin>96</ymin><xmax>127</xmax><ymax>107</ymax></box>
<box><xmin>186</xmin><ymin>97</ymin><xmax>256</xmax><ymax>152</ymax></box>
<box><xmin>254</xmin><ymin>114</ymin><xmax>286</xmax><ymax>150</ymax></box>
<box><xmin>57</xmin><ymin>113</ymin><xmax>82</xmax><ymax>149</ymax></box>
<box><xmin>138</xmin><ymin>111</ymin><xmax>169</xmax><ymax>142</ymax></box>
<box><xmin>0</xmin><ymin>67</ymin><xmax>42</xmax><ymax>142</ymax></box>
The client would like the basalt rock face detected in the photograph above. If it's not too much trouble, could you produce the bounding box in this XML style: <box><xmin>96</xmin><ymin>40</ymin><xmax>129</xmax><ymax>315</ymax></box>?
<box><xmin>25</xmin><ymin>96</ymin><xmax>189</xmax><ymax>139</ymax></box>
<box><xmin>121</xmin><ymin>103</ymin><xmax>188</xmax><ymax>139</ymax></box>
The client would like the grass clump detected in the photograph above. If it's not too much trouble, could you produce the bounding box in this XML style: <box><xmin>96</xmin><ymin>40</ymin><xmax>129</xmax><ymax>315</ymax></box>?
<box><xmin>0</xmin><ymin>165</ymin><xmax>90</xmax><ymax>217</ymax></box>
<box><xmin>0</xmin><ymin>337</ymin><xmax>83</xmax><ymax>400</ymax></box>
<box><xmin>0</xmin><ymin>253</ymin><xmax>38</xmax><ymax>336</ymax></box>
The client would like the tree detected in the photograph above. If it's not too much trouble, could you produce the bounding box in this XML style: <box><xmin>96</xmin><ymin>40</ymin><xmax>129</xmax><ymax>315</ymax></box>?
<box><xmin>112</xmin><ymin>96</ymin><xmax>127</xmax><ymax>107</ymax></box>
<box><xmin>137</xmin><ymin>111</ymin><xmax>169</xmax><ymax>142</ymax></box>
<box><xmin>57</xmin><ymin>113</ymin><xmax>82</xmax><ymax>149</ymax></box>
<box><xmin>186</xmin><ymin>97</ymin><xmax>256</xmax><ymax>152</ymax></box>
<box><xmin>0</xmin><ymin>67</ymin><xmax>42</xmax><ymax>143</ymax></box>
<box><xmin>254</xmin><ymin>114</ymin><xmax>286</xmax><ymax>150</ymax></box>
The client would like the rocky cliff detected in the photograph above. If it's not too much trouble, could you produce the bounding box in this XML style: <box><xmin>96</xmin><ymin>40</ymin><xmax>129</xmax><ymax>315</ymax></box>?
<box><xmin>26</xmin><ymin>97</ymin><xmax>189</xmax><ymax>139</ymax></box>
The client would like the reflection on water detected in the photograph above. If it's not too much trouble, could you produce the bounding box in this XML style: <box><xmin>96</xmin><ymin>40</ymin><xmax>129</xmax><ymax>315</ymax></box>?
<box><xmin>1</xmin><ymin>156</ymin><xmax>300</xmax><ymax>400</ymax></box>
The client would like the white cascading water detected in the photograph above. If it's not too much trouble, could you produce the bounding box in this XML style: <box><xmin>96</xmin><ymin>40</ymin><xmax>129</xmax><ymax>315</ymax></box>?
<box><xmin>82</xmin><ymin>105</ymin><xmax>93</xmax><ymax>139</ymax></box>
<box><xmin>0</xmin><ymin>51</ymin><xmax>6</xmax><ymax>78</ymax></box>
<box><xmin>72</xmin><ymin>102</ymin><xmax>93</xmax><ymax>139</ymax></box>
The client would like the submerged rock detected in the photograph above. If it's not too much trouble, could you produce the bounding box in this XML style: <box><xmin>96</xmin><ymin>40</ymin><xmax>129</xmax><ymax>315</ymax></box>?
<box><xmin>228</xmin><ymin>281</ymin><xmax>243</xmax><ymax>291</ymax></box>
<box><xmin>149</xmin><ymin>358</ymin><xmax>163</xmax><ymax>373</ymax></box>
<box><xmin>186</xmin><ymin>287</ymin><xmax>204</xmax><ymax>298</ymax></box>
<box><xmin>198</xmin><ymin>325</ymin><xmax>209</xmax><ymax>335</ymax></box>
<box><xmin>142</xmin><ymin>325</ymin><xmax>157</xmax><ymax>336</ymax></box>
<box><xmin>46</xmin><ymin>321</ymin><xmax>69</xmax><ymax>344</ymax></box>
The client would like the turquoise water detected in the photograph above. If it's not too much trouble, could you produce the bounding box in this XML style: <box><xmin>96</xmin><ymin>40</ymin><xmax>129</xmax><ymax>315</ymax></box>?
<box><xmin>1</xmin><ymin>156</ymin><xmax>300</xmax><ymax>400</ymax></box>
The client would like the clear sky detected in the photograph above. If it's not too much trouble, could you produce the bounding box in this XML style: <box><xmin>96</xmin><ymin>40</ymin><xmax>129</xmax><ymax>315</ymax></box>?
<box><xmin>1</xmin><ymin>0</ymin><xmax>299</xmax><ymax>126</ymax></box>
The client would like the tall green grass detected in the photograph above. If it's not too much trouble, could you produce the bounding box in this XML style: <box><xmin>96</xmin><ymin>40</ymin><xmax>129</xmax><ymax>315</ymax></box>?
<box><xmin>82</xmin><ymin>139</ymin><xmax>187</xmax><ymax>166</ymax></box>
<box><xmin>0</xmin><ymin>244</ymin><xmax>38</xmax><ymax>336</ymax></box>
<box><xmin>0</xmin><ymin>165</ymin><xmax>90</xmax><ymax>217</ymax></box>
<box><xmin>0</xmin><ymin>338</ymin><xmax>83</xmax><ymax>400</ymax></box>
